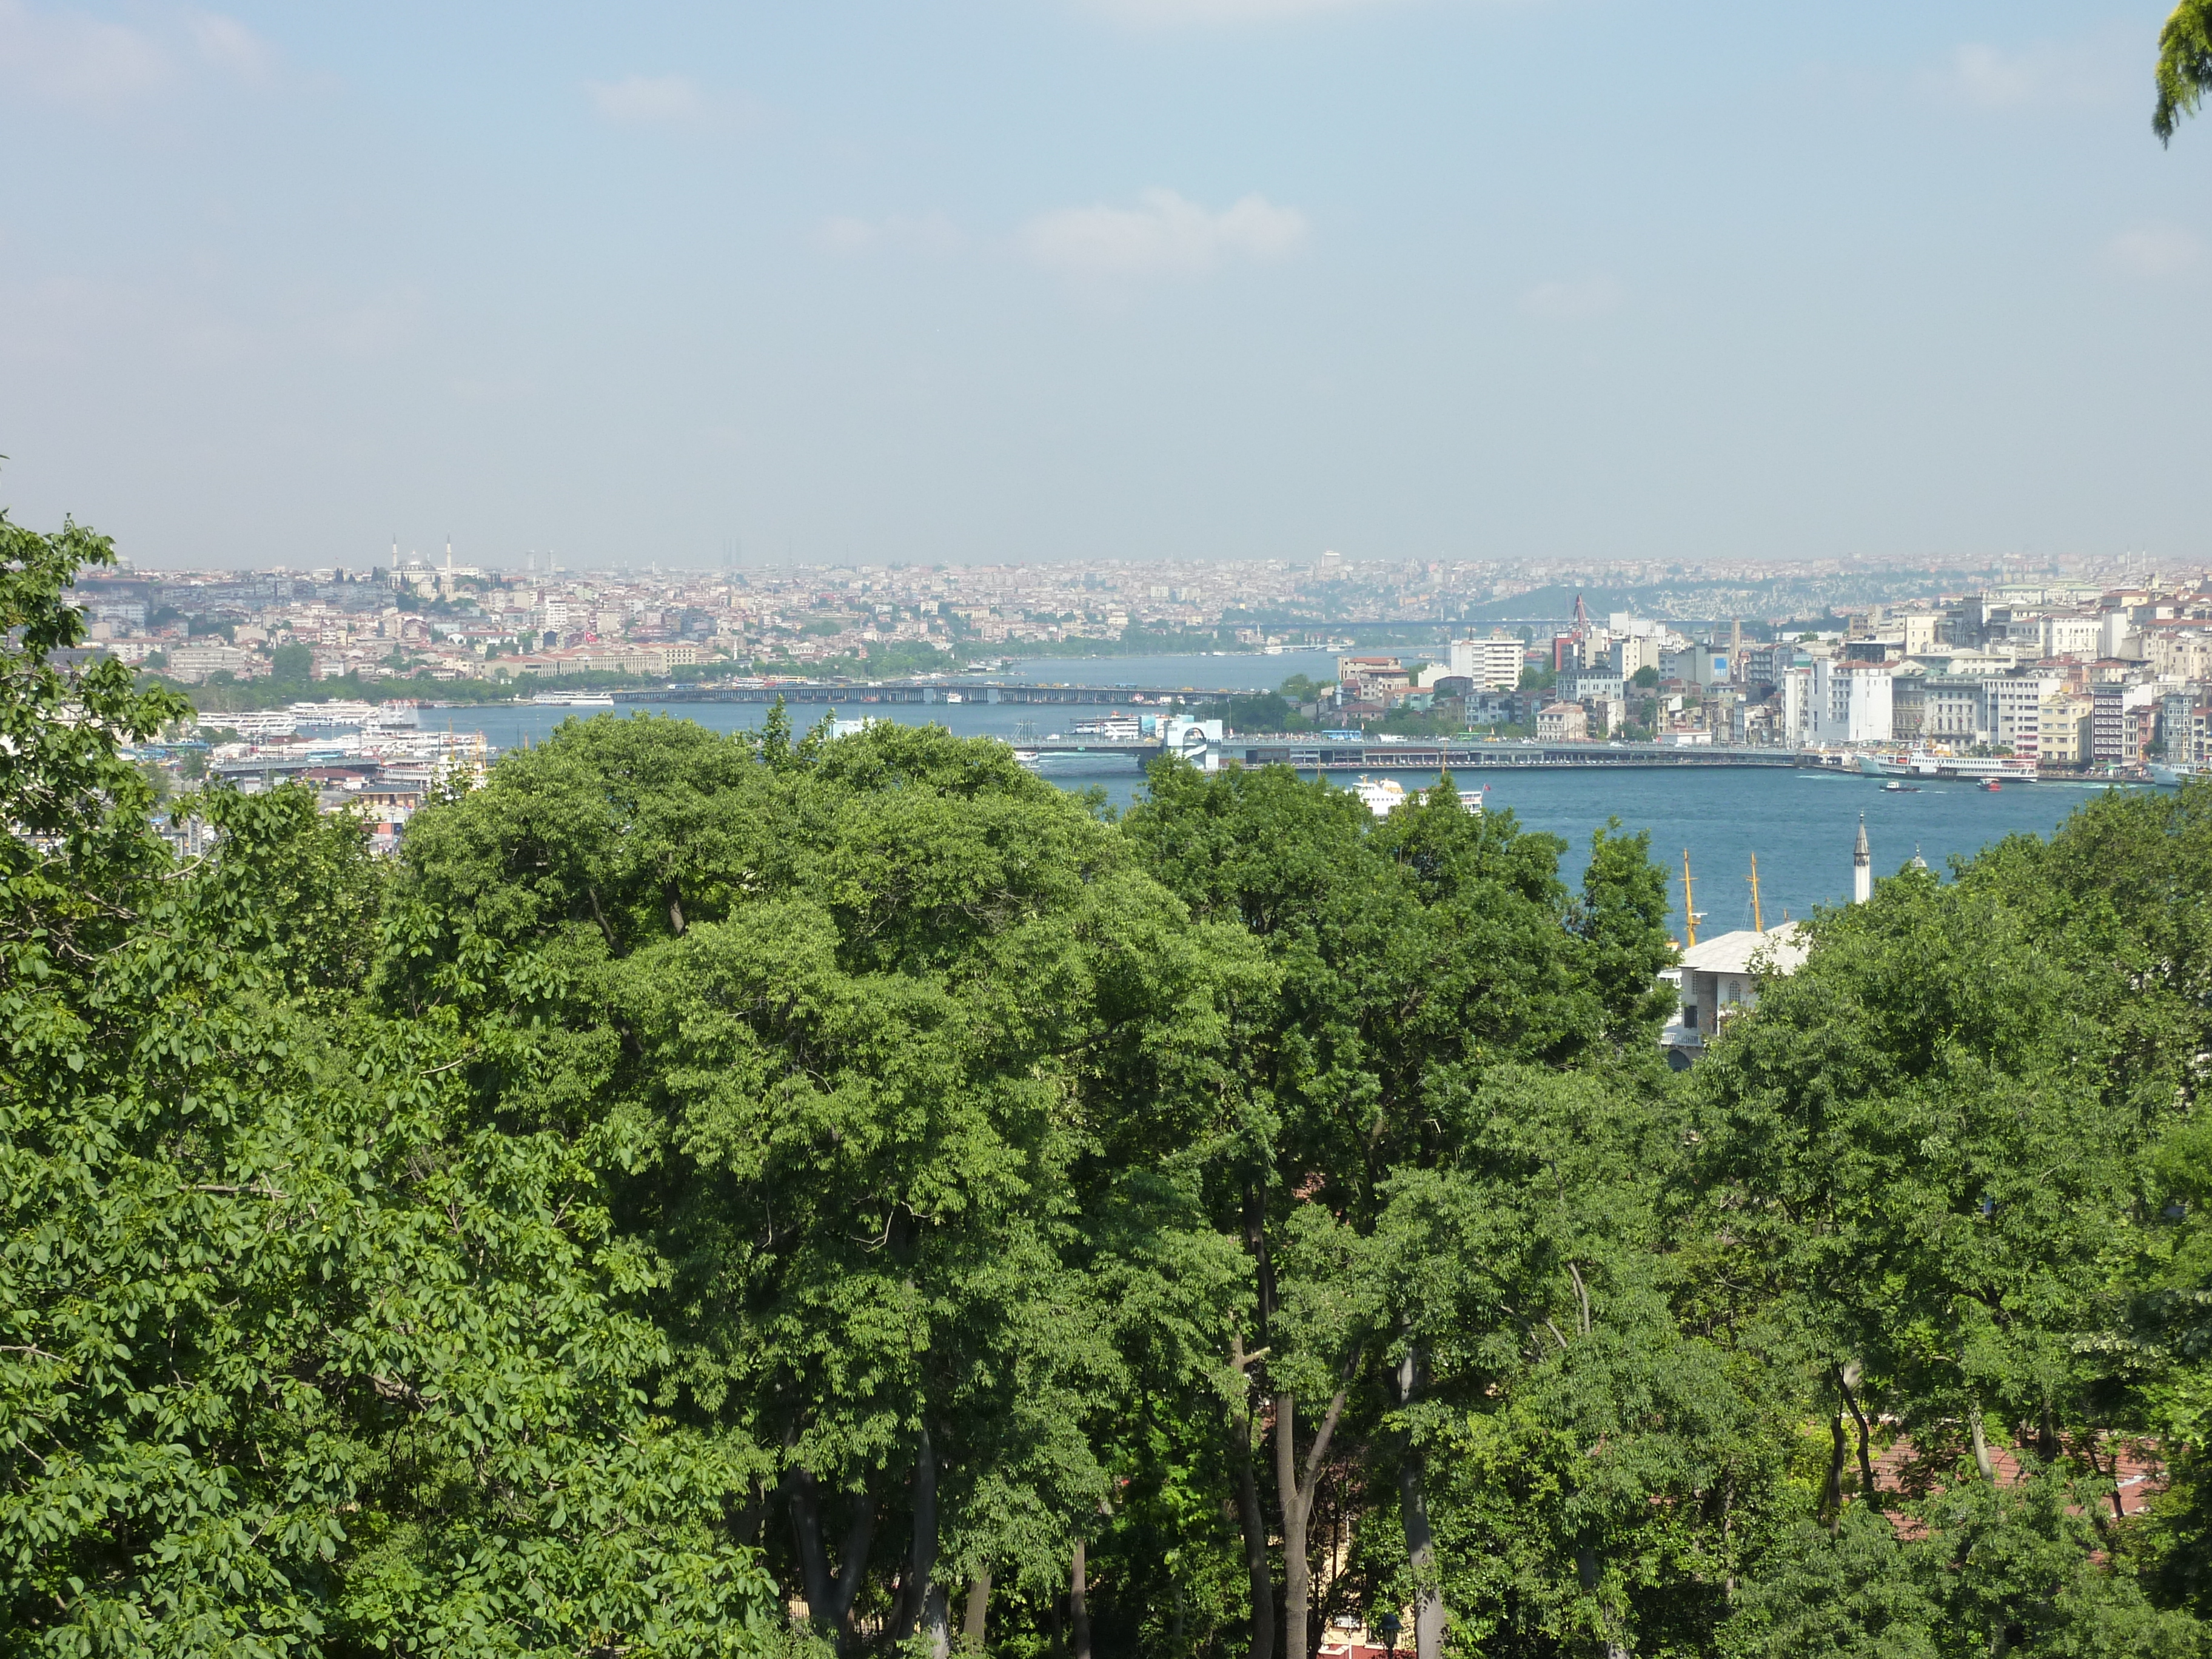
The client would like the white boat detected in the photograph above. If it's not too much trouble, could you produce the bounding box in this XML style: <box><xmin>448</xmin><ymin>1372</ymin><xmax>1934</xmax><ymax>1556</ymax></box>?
<box><xmin>531</xmin><ymin>692</ymin><xmax>615</xmax><ymax>708</ymax></box>
<box><xmin>1866</xmin><ymin>748</ymin><xmax>2037</xmax><ymax>782</ymax></box>
<box><xmin>1352</xmin><ymin>776</ymin><xmax>1407</xmax><ymax>816</ymax></box>
<box><xmin>1350</xmin><ymin>777</ymin><xmax>1485</xmax><ymax>817</ymax></box>
<box><xmin>2149</xmin><ymin>762</ymin><xmax>2211</xmax><ymax>787</ymax></box>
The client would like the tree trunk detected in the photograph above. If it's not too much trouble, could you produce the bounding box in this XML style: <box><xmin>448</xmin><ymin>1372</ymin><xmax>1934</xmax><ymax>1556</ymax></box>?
<box><xmin>962</xmin><ymin>1571</ymin><xmax>990</xmax><ymax>1649</ymax></box>
<box><xmin>1070</xmin><ymin>1538</ymin><xmax>1093</xmax><ymax>1659</ymax></box>
<box><xmin>1969</xmin><ymin>1403</ymin><xmax>1996</xmax><ymax>1481</ymax></box>
<box><xmin>923</xmin><ymin>1584</ymin><xmax>951</xmax><ymax>1659</ymax></box>
<box><xmin>1276</xmin><ymin>1384</ymin><xmax>1350</xmax><ymax>1659</ymax></box>
<box><xmin>1231</xmin><ymin>1381</ymin><xmax>1276</xmax><ymax>1659</ymax></box>
<box><xmin>1822</xmin><ymin>1412</ymin><xmax>1848</xmax><ymax>1529</ymax></box>
<box><xmin>892</xmin><ymin>1426</ymin><xmax>940</xmax><ymax>1643</ymax></box>
<box><xmin>1838</xmin><ymin>1373</ymin><xmax>1879</xmax><ymax>1509</ymax></box>
<box><xmin>1395</xmin><ymin>1351</ymin><xmax>1445</xmax><ymax>1659</ymax></box>
<box><xmin>789</xmin><ymin>1466</ymin><xmax>833</xmax><ymax>1626</ymax></box>
<box><xmin>831</xmin><ymin>1493</ymin><xmax>877</xmax><ymax>1639</ymax></box>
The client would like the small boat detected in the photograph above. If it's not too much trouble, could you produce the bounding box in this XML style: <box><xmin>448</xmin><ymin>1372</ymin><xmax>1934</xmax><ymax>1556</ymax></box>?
<box><xmin>1882</xmin><ymin>780</ymin><xmax>1920</xmax><ymax>793</ymax></box>
<box><xmin>1979</xmin><ymin>779</ymin><xmax>2002</xmax><ymax>792</ymax></box>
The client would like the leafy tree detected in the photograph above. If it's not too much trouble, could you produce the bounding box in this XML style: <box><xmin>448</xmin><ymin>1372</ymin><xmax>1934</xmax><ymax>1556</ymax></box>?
<box><xmin>2157</xmin><ymin>0</ymin><xmax>2212</xmax><ymax>142</ymax></box>
<box><xmin>1119</xmin><ymin>763</ymin><xmax>1678</xmax><ymax>1658</ymax></box>
<box><xmin>269</xmin><ymin>639</ymin><xmax>315</xmax><ymax>685</ymax></box>
<box><xmin>0</xmin><ymin>514</ymin><xmax>781</xmax><ymax>1656</ymax></box>
<box><xmin>394</xmin><ymin>716</ymin><xmax>1267</xmax><ymax>1650</ymax></box>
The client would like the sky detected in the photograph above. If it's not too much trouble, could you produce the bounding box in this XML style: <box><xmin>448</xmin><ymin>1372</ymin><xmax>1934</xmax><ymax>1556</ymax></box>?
<box><xmin>1</xmin><ymin>0</ymin><xmax>2208</xmax><ymax>571</ymax></box>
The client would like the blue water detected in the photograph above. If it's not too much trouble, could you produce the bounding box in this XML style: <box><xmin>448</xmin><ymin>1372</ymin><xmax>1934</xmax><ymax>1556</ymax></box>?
<box><xmin>421</xmin><ymin>657</ymin><xmax>2141</xmax><ymax>940</ymax></box>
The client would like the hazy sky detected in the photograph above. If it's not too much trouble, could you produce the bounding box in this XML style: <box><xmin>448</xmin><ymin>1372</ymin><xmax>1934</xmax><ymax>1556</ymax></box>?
<box><xmin>2</xmin><ymin>1</ymin><xmax>2208</xmax><ymax>570</ymax></box>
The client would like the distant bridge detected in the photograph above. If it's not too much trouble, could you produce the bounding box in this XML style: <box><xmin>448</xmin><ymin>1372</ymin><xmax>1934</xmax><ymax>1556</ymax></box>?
<box><xmin>1227</xmin><ymin>740</ymin><xmax>1810</xmax><ymax>773</ymax></box>
<box><xmin>627</xmin><ymin>680</ymin><xmax>1250</xmax><ymax>707</ymax></box>
<box><xmin>1019</xmin><ymin>739</ymin><xmax>1817</xmax><ymax>773</ymax></box>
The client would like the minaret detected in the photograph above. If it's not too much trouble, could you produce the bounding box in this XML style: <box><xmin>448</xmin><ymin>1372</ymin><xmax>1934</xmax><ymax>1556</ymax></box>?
<box><xmin>1853</xmin><ymin>814</ymin><xmax>1872</xmax><ymax>904</ymax></box>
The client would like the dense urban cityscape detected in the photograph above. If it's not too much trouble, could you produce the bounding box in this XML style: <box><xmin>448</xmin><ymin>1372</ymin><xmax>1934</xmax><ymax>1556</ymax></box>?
<box><xmin>76</xmin><ymin>549</ymin><xmax>2212</xmax><ymax>844</ymax></box>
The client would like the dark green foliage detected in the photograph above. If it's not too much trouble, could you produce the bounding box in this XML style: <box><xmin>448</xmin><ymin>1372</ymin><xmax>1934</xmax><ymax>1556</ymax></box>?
<box><xmin>0</xmin><ymin>514</ymin><xmax>780</xmax><ymax>1655</ymax></box>
<box><xmin>8</xmin><ymin>504</ymin><xmax>2210</xmax><ymax>1655</ymax></box>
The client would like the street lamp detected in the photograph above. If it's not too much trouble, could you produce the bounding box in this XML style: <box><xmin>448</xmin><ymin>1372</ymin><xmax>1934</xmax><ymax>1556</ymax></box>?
<box><xmin>1374</xmin><ymin>1610</ymin><xmax>1403</xmax><ymax>1657</ymax></box>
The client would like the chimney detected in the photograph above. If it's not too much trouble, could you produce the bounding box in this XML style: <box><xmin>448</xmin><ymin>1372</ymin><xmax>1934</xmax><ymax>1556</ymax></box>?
<box><xmin>1853</xmin><ymin>814</ymin><xmax>1871</xmax><ymax>905</ymax></box>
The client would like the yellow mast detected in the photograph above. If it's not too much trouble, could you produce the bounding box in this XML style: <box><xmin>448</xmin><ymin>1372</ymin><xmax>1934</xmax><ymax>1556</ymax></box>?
<box><xmin>1749</xmin><ymin>852</ymin><xmax>1765</xmax><ymax>934</ymax></box>
<box><xmin>1682</xmin><ymin>849</ymin><xmax>1700</xmax><ymax>948</ymax></box>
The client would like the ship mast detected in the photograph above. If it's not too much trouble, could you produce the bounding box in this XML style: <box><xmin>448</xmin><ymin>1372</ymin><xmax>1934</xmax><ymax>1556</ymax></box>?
<box><xmin>1681</xmin><ymin>850</ymin><xmax>1704</xmax><ymax>948</ymax></box>
<box><xmin>1749</xmin><ymin>852</ymin><xmax>1765</xmax><ymax>934</ymax></box>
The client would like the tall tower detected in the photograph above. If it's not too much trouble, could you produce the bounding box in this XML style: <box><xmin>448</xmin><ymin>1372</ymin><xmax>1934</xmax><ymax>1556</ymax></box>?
<box><xmin>1853</xmin><ymin>814</ymin><xmax>1872</xmax><ymax>905</ymax></box>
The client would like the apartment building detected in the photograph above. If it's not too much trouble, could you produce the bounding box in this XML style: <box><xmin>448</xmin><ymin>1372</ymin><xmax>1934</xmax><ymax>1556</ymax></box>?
<box><xmin>2039</xmin><ymin>692</ymin><xmax>2094</xmax><ymax>766</ymax></box>
<box><xmin>1809</xmin><ymin>659</ymin><xmax>1892</xmax><ymax>745</ymax></box>
<box><xmin>1447</xmin><ymin>636</ymin><xmax>1526</xmax><ymax>691</ymax></box>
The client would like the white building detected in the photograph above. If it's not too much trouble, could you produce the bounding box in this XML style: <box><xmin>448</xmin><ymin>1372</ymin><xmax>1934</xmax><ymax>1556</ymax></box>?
<box><xmin>1447</xmin><ymin>636</ymin><xmax>1525</xmax><ymax>691</ymax></box>
<box><xmin>164</xmin><ymin>643</ymin><xmax>256</xmax><ymax>683</ymax></box>
<box><xmin>1919</xmin><ymin>672</ymin><xmax>2059</xmax><ymax>756</ymax></box>
<box><xmin>2040</xmin><ymin>615</ymin><xmax>2100</xmax><ymax>659</ymax></box>
<box><xmin>1660</xmin><ymin>922</ymin><xmax>1812</xmax><ymax>1066</ymax></box>
<box><xmin>1809</xmin><ymin>659</ymin><xmax>1892</xmax><ymax>745</ymax></box>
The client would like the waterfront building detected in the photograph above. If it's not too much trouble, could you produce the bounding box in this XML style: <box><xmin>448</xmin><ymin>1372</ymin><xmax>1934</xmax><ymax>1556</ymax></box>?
<box><xmin>2040</xmin><ymin>692</ymin><xmax>2094</xmax><ymax>766</ymax></box>
<box><xmin>1536</xmin><ymin>701</ymin><xmax>1589</xmax><ymax>742</ymax></box>
<box><xmin>2094</xmin><ymin>680</ymin><xmax>2161</xmax><ymax>765</ymax></box>
<box><xmin>1809</xmin><ymin>659</ymin><xmax>1892</xmax><ymax>745</ymax></box>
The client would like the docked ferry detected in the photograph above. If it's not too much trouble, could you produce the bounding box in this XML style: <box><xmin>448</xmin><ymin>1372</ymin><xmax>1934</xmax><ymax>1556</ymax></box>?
<box><xmin>1854</xmin><ymin>749</ymin><xmax>2039</xmax><ymax>783</ymax></box>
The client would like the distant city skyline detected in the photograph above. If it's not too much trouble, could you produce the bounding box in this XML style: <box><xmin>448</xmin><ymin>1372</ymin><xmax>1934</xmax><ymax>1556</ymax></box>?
<box><xmin>4</xmin><ymin>1</ymin><xmax>2209</xmax><ymax>569</ymax></box>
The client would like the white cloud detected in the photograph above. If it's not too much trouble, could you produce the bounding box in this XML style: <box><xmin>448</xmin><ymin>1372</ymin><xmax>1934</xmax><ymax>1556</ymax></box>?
<box><xmin>2106</xmin><ymin>226</ymin><xmax>2206</xmax><ymax>280</ymax></box>
<box><xmin>1521</xmin><ymin>276</ymin><xmax>1623</xmax><ymax>321</ymax></box>
<box><xmin>1934</xmin><ymin>40</ymin><xmax>2118</xmax><ymax>112</ymax></box>
<box><xmin>1085</xmin><ymin>0</ymin><xmax>1401</xmax><ymax>23</ymax></box>
<box><xmin>0</xmin><ymin>0</ymin><xmax>170</xmax><ymax>106</ymax></box>
<box><xmin>186</xmin><ymin>10</ymin><xmax>273</xmax><ymax>81</ymax></box>
<box><xmin>817</xmin><ymin>213</ymin><xmax>965</xmax><ymax>257</ymax></box>
<box><xmin>0</xmin><ymin>2</ymin><xmax>275</xmax><ymax>107</ymax></box>
<box><xmin>586</xmin><ymin>72</ymin><xmax>708</xmax><ymax>126</ymax></box>
<box><xmin>1019</xmin><ymin>189</ymin><xmax>1307</xmax><ymax>282</ymax></box>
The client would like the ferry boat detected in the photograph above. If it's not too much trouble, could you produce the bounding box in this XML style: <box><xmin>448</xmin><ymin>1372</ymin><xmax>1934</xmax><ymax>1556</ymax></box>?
<box><xmin>1072</xmin><ymin>714</ymin><xmax>1144</xmax><ymax>740</ymax></box>
<box><xmin>1348</xmin><ymin>777</ymin><xmax>1486</xmax><ymax>817</ymax></box>
<box><xmin>2149</xmin><ymin>762</ymin><xmax>2211</xmax><ymax>788</ymax></box>
<box><xmin>1858</xmin><ymin>748</ymin><xmax>2037</xmax><ymax>783</ymax></box>
<box><xmin>531</xmin><ymin>692</ymin><xmax>615</xmax><ymax>708</ymax></box>
<box><xmin>1352</xmin><ymin>776</ymin><xmax>1407</xmax><ymax>816</ymax></box>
